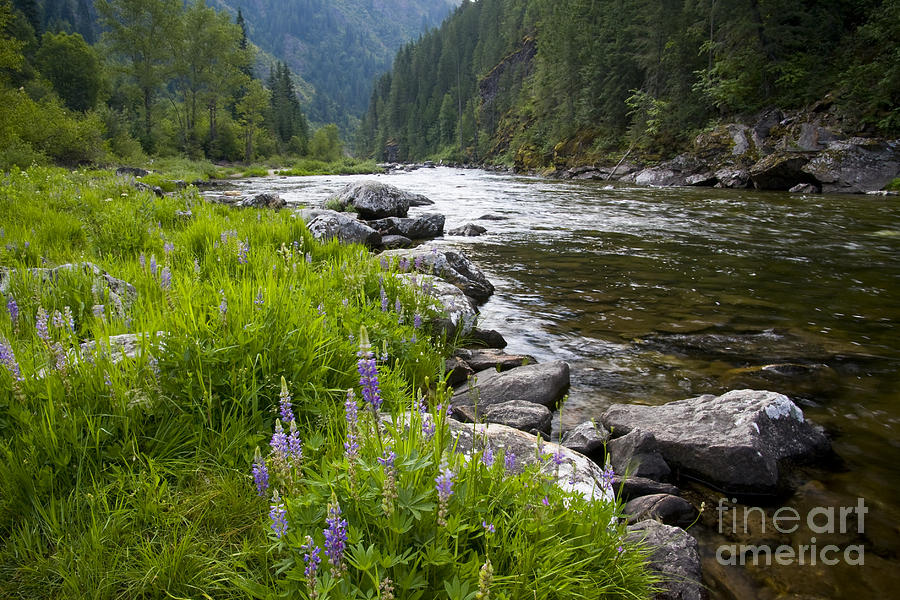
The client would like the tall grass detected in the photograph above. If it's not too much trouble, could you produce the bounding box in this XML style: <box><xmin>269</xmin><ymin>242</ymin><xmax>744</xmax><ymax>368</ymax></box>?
<box><xmin>0</xmin><ymin>166</ymin><xmax>656</xmax><ymax>598</ymax></box>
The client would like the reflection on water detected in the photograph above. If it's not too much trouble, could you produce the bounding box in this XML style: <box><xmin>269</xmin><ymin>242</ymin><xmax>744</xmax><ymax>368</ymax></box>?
<box><xmin>212</xmin><ymin>168</ymin><xmax>900</xmax><ymax>598</ymax></box>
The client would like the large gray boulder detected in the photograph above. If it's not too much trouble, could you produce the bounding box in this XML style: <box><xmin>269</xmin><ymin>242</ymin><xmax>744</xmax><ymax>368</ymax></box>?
<box><xmin>0</xmin><ymin>262</ymin><xmax>137</xmax><ymax>308</ymax></box>
<box><xmin>452</xmin><ymin>360</ymin><xmax>570</xmax><ymax>411</ymax></box>
<box><xmin>452</xmin><ymin>400</ymin><xmax>553</xmax><ymax>435</ymax></box>
<box><xmin>560</xmin><ymin>420</ymin><xmax>609</xmax><ymax>458</ymax></box>
<box><xmin>368</xmin><ymin>213</ymin><xmax>445</xmax><ymax>239</ymax></box>
<box><xmin>448</xmin><ymin>223</ymin><xmax>487</xmax><ymax>236</ymax></box>
<box><xmin>624</xmin><ymin>494</ymin><xmax>697</xmax><ymax>527</ymax></box>
<box><xmin>329</xmin><ymin>180</ymin><xmax>420</xmax><ymax>219</ymax></box>
<box><xmin>612</xmin><ymin>475</ymin><xmax>681</xmax><ymax>502</ymax></box>
<box><xmin>239</xmin><ymin>192</ymin><xmax>285</xmax><ymax>209</ymax></box>
<box><xmin>802</xmin><ymin>138</ymin><xmax>900</xmax><ymax>193</ymax></box>
<box><xmin>601</xmin><ymin>389</ymin><xmax>830</xmax><ymax>495</ymax></box>
<box><xmin>381</xmin><ymin>245</ymin><xmax>494</xmax><ymax>302</ymax></box>
<box><xmin>626</xmin><ymin>520</ymin><xmax>705</xmax><ymax>600</ymax></box>
<box><xmin>607</xmin><ymin>429</ymin><xmax>671</xmax><ymax>481</ymax></box>
<box><xmin>396</xmin><ymin>273</ymin><xmax>476</xmax><ymax>334</ymax></box>
<box><xmin>749</xmin><ymin>152</ymin><xmax>818</xmax><ymax>190</ymax></box>
<box><xmin>306</xmin><ymin>210</ymin><xmax>382</xmax><ymax>248</ymax></box>
<box><xmin>452</xmin><ymin>348</ymin><xmax>536</xmax><ymax>372</ymax></box>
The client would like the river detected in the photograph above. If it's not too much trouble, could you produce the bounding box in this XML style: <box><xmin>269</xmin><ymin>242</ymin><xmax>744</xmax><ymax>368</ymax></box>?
<box><xmin>210</xmin><ymin>167</ymin><xmax>900</xmax><ymax>599</ymax></box>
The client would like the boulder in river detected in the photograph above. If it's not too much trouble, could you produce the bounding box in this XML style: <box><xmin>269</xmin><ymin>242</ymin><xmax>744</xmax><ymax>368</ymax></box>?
<box><xmin>397</xmin><ymin>273</ymin><xmax>476</xmax><ymax>335</ymax></box>
<box><xmin>449</xmin><ymin>223</ymin><xmax>487</xmax><ymax>236</ymax></box>
<box><xmin>453</xmin><ymin>400</ymin><xmax>553</xmax><ymax>435</ymax></box>
<box><xmin>381</xmin><ymin>245</ymin><xmax>495</xmax><ymax>302</ymax></box>
<box><xmin>329</xmin><ymin>180</ymin><xmax>427</xmax><ymax>218</ymax></box>
<box><xmin>601</xmin><ymin>389</ymin><xmax>831</xmax><ymax>495</ymax></box>
<box><xmin>451</xmin><ymin>360</ymin><xmax>570</xmax><ymax>411</ymax></box>
<box><xmin>380</xmin><ymin>234</ymin><xmax>412</xmax><ymax>249</ymax></box>
<box><xmin>239</xmin><ymin>192</ymin><xmax>286</xmax><ymax>209</ymax></box>
<box><xmin>749</xmin><ymin>152</ymin><xmax>818</xmax><ymax>190</ymax></box>
<box><xmin>625</xmin><ymin>493</ymin><xmax>697</xmax><ymax>527</ymax></box>
<box><xmin>801</xmin><ymin>138</ymin><xmax>900</xmax><ymax>194</ymax></box>
<box><xmin>452</xmin><ymin>348</ymin><xmax>536</xmax><ymax>372</ymax></box>
<box><xmin>626</xmin><ymin>520</ymin><xmax>705</xmax><ymax>600</ymax></box>
<box><xmin>607</xmin><ymin>429</ymin><xmax>672</xmax><ymax>482</ymax></box>
<box><xmin>464</xmin><ymin>327</ymin><xmax>508</xmax><ymax>349</ymax></box>
<box><xmin>560</xmin><ymin>420</ymin><xmax>609</xmax><ymax>458</ymax></box>
<box><xmin>612</xmin><ymin>475</ymin><xmax>681</xmax><ymax>502</ymax></box>
<box><xmin>368</xmin><ymin>213</ymin><xmax>445</xmax><ymax>239</ymax></box>
<box><xmin>306</xmin><ymin>210</ymin><xmax>382</xmax><ymax>248</ymax></box>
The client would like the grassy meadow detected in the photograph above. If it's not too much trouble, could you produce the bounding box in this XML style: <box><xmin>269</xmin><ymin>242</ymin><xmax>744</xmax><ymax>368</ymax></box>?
<box><xmin>0</xmin><ymin>166</ymin><xmax>656</xmax><ymax>599</ymax></box>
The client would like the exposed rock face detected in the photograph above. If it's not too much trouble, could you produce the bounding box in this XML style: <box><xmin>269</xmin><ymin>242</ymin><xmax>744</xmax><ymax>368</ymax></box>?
<box><xmin>329</xmin><ymin>181</ymin><xmax>414</xmax><ymax>219</ymax></box>
<box><xmin>453</xmin><ymin>400</ymin><xmax>553</xmax><ymax>435</ymax></box>
<box><xmin>446</xmin><ymin>419</ymin><xmax>613</xmax><ymax>502</ymax></box>
<box><xmin>802</xmin><ymin>138</ymin><xmax>900</xmax><ymax>193</ymax></box>
<box><xmin>381</xmin><ymin>245</ymin><xmax>495</xmax><ymax>302</ymax></box>
<box><xmin>448</xmin><ymin>223</ymin><xmax>487</xmax><ymax>236</ymax></box>
<box><xmin>601</xmin><ymin>389</ymin><xmax>831</xmax><ymax>495</ymax></box>
<box><xmin>239</xmin><ymin>192</ymin><xmax>286</xmax><ymax>209</ymax></box>
<box><xmin>306</xmin><ymin>210</ymin><xmax>382</xmax><ymax>248</ymax></box>
<box><xmin>396</xmin><ymin>273</ymin><xmax>476</xmax><ymax>335</ymax></box>
<box><xmin>607</xmin><ymin>429</ymin><xmax>671</xmax><ymax>481</ymax></box>
<box><xmin>452</xmin><ymin>348</ymin><xmax>536</xmax><ymax>372</ymax></box>
<box><xmin>624</xmin><ymin>494</ymin><xmax>697</xmax><ymax>527</ymax></box>
<box><xmin>560</xmin><ymin>420</ymin><xmax>609</xmax><ymax>457</ymax></box>
<box><xmin>445</xmin><ymin>356</ymin><xmax>474</xmax><ymax>387</ymax></box>
<box><xmin>0</xmin><ymin>263</ymin><xmax>137</xmax><ymax>308</ymax></box>
<box><xmin>612</xmin><ymin>476</ymin><xmax>681</xmax><ymax>502</ymax></box>
<box><xmin>465</xmin><ymin>327</ymin><xmax>507</xmax><ymax>349</ymax></box>
<box><xmin>626</xmin><ymin>520</ymin><xmax>705</xmax><ymax>600</ymax></box>
<box><xmin>749</xmin><ymin>152</ymin><xmax>818</xmax><ymax>190</ymax></box>
<box><xmin>380</xmin><ymin>234</ymin><xmax>412</xmax><ymax>249</ymax></box>
<box><xmin>368</xmin><ymin>213</ymin><xmax>445</xmax><ymax>239</ymax></box>
<box><xmin>451</xmin><ymin>360</ymin><xmax>570</xmax><ymax>411</ymax></box>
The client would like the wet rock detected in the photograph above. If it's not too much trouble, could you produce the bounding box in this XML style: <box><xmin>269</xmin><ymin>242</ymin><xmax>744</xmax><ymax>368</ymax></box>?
<box><xmin>452</xmin><ymin>348</ymin><xmax>536</xmax><ymax>372</ymax></box>
<box><xmin>637</xmin><ymin>329</ymin><xmax>837</xmax><ymax>364</ymax></box>
<box><xmin>750</xmin><ymin>152</ymin><xmax>817</xmax><ymax>190</ymax></box>
<box><xmin>448</xmin><ymin>223</ymin><xmax>487</xmax><ymax>236</ymax></box>
<box><xmin>626</xmin><ymin>520</ymin><xmax>704</xmax><ymax>600</ymax></box>
<box><xmin>368</xmin><ymin>213</ymin><xmax>445</xmax><ymax>239</ymax></box>
<box><xmin>750</xmin><ymin>109</ymin><xmax>783</xmax><ymax>152</ymax></box>
<box><xmin>608</xmin><ymin>429</ymin><xmax>671</xmax><ymax>481</ymax></box>
<box><xmin>444</xmin><ymin>356</ymin><xmax>474</xmax><ymax>387</ymax></box>
<box><xmin>685</xmin><ymin>173</ymin><xmax>717</xmax><ymax>186</ymax></box>
<box><xmin>453</xmin><ymin>400</ymin><xmax>553</xmax><ymax>435</ymax></box>
<box><xmin>612</xmin><ymin>475</ymin><xmax>681</xmax><ymax>502</ymax></box>
<box><xmin>306</xmin><ymin>210</ymin><xmax>381</xmax><ymax>248</ymax></box>
<box><xmin>789</xmin><ymin>183</ymin><xmax>820</xmax><ymax>193</ymax></box>
<box><xmin>239</xmin><ymin>192</ymin><xmax>286</xmax><ymax>209</ymax></box>
<box><xmin>634</xmin><ymin>167</ymin><xmax>684</xmax><ymax>187</ymax></box>
<box><xmin>560</xmin><ymin>420</ymin><xmax>609</xmax><ymax>457</ymax></box>
<box><xmin>478</xmin><ymin>214</ymin><xmax>507</xmax><ymax>221</ymax></box>
<box><xmin>713</xmin><ymin>168</ymin><xmax>750</xmax><ymax>188</ymax></box>
<box><xmin>380</xmin><ymin>234</ymin><xmax>412</xmax><ymax>249</ymax></box>
<box><xmin>116</xmin><ymin>166</ymin><xmax>150</xmax><ymax>177</ymax></box>
<box><xmin>625</xmin><ymin>494</ymin><xmax>697</xmax><ymax>527</ymax></box>
<box><xmin>329</xmin><ymin>180</ymin><xmax>414</xmax><ymax>219</ymax></box>
<box><xmin>452</xmin><ymin>361</ymin><xmax>570</xmax><ymax>411</ymax></box>
<box><xmin>446</xmin><ymin>420</ymin><xmax>614</xmax><ymax>501</ymax></box>
<box><xmin>381</xmin><ymin>245</ymin><xmax>494</xmax><ymax>302</ymax></box>
<box><xmin>0</xmin><ymin>262</ymin><xmax>136</xmax><ymax>308</ymax></box>
<box><xmin>601</xmin><ymin>389</ymin><xmax>831</xmax><ymax>495</ymax></box>
<box><xmin>465</xmin><ymin>327</ymin><xmax>507</xmax><ymax>349</ymax></box>
<box><xmin>802</xmin><ymin>138</ymin><xmax>900</xmax><ymax>194</ymax></box>
<box><xmin>796</xmin><ymin>122</ymin><xmax>839</xmax><ymax>151</ymax></box>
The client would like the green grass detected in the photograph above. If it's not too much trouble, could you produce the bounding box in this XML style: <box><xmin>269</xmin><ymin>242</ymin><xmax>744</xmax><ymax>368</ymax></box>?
<box><xmin>276</xmin><ymin>158</ymin><xmax>383</xmax><ymax>176</ymax></box>
<box><xmin>0</xmin><ymin>166</ymin><xmax>656</xmax><ymax>599</ymax></box>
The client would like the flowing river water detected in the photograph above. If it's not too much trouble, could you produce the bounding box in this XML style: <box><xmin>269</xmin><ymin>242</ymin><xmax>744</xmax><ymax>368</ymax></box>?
<box><xmin>210</xmin><ymin>167</ymin><xmax>900</xmax><ymax>599</ymax></box>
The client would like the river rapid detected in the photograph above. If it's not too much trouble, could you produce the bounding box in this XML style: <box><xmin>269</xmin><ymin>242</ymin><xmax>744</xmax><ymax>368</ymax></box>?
<box><xmin>211</xmin><ymin>167</ymin><xmax>900</xmax><ymax>599</ymax></box>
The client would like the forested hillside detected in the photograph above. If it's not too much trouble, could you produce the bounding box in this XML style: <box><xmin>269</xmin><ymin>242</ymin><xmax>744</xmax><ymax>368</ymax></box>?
<box><xmin>357</xmin><ymin>0</ymin><xmax>900</xmax><ymax>166</ymax></box>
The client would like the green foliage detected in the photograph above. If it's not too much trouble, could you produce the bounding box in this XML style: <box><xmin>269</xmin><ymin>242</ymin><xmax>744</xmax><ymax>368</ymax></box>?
<box><xmin>35</xmin><ymin>31</ymin><xmax>102</xmax><ymax>112</ymax></box>
<box><xmin>309</xmin><ymin>124</ymin><xmax>343</xmax><ymax>162</ymax></box>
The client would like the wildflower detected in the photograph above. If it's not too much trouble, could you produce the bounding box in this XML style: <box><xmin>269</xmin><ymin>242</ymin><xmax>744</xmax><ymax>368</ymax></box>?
<box><xmin>270</xmin><ymin>419</ymin><xmax>289</xmax><ymax>458</ymax></box>
<box><xmin>193</xmin><ymin>258</ymin><xmax>201</xmax><ymax>274</ymax></box>
<box><xmin>413</xmin><ymin>313</ymin><xmax>422</xmax><ymax>329</ymax></box>
<box><xmin>6</xmin><ymin>296</ymin><xmax>18</xmax><ymax>322</ymax></box>
<box><xmin>163</xmin><ymin>241</ymin><xmax>174</xmax><ymax>256</ymax></box>
<box><xmin>475</xmin><ymin>558</ymin><xmax>493</xmax><ymax>600</ymax></box>
<box><xmin>419</xmin><ymin>396</ymin><xmax>435</xmax><ymax>440</ymax></box>
<box><xmin>343</xmin><ymin>389</ymin><xmax>360</xmax><ymax>460</ymax></box>
<box><xmin>35</xmin><ymin>307</ymin><xmax>50</xmax><ymax>342</ymax></box>
<box><xmin>139</xmin><ymin>253</ymin><xmax>146</xmax><ymax>270</ymax></box>
<box><xmin>542</xmin><ymin>496</ymin><xmax>550</xmax><ymax>507</ymax></box>
<box><xmin>288</xmin><ymin>420</ymin><xmax>303</xmax><ymax>464</ymax></box>
<box><xmin>52</xmin><ymin>342</ymin><xmax>67</xmax><ymax>371</ymax></box>
<box><xmin>617</xmin><ymin>545</ymin><xmax>624</xmax><ymax>554</ymax></box>
<box><xmin>377</xmin><ymin>447</ymin><xmax>396</xmax><ymax>468</ymax></box>
<box><xmin>399</xmin><ymin>257</ymin><xmax>409</xmax><ymax>272</ymax></box>
<box><xmin>380</xmin><ymin>287</ymin><xmax>388</xmax><ymax>312</ymax></box>
<box><xmin>305</xmin><ymin>252</ymin><xmax>312</xmax><ymax>264</ymax></box>
<box><xmin>341</xmin><ymin>298</ymin><xmax>348</xmax><ymax>308</ymax></box>
<box><xmin>292</xmin><ymin>240</ymin><xmax>300</xmax><ymax>253</ymax></box>
<box><xmin>255</xmin><ymin>289</ymin><xmax>264</xmax><ymax>307</ymax></box>
<box><xmin>278</xmin><ymin>376</ymin><xmax>294</xmax><ymax>423</ymax></box>
<box><xmin>323</xmin><ymin>496</ymin><xmax>348</xmax><ymax>575</ymax></box>
<box><xmin>379</xmin><ymin>446</ymin><xmax>398</xmax><ymax>516</ymax></box>
<box><xmin>160</xmin><ymin>266</ymin><xmax>171</xmax><ymax>290</ymax></box>
<box><xmin>149</xmin><ymin>253</ymin><xmax>158</xmax><ymax>276</ymax></box>
<box><xmin>104</xmin><ymin>372</ymin><xmax>112</xmax><ymax>388</ymax></box>
<box><xmin>52</xmin><ymin>309</ymin><xmax>64</xmax><ymax>329</ymax></box>
<box><xmin>0</xmin><ymin>337</ymin><xmax>22</xmax><ymax>381</ymax></box>
<box><xmin>357</xmin><ymin>327</ymin><xmax>382</xmax><ymax>412</ymax></box>
<box><xmin>237</xmin><ymin>241</ymin><xmax>249</xmax><ymax>264</ymax></box>
<box><xmin>301</xmin><ymin>536</ymin><xmax>321</xmax><ymax>599</ymax></box>
<box><xmin>218</xmin><ymin>290</ymin><xmax>227</xmax><ymax>318</ymax></box>
<box><xmin>269</xmin><ymin>491</ymin><xmax>288</xmax><ymax>538</ymax></box>
<box><xmin>251</xmin><ymin>448</ymin><xmax>269</xmax><ymax>497</ymax></box>
<box><xmin>379</xmin><ymin>577</ymin><xmax>395</xmax><ymax>600</ymax></box>
<box><xmin>600</xmin><ymin>463</ymin><xmax>615</xmax><ymax>494</ymax></box>
<box><xmin>504</xmin><ymin>451</ymin><xmax>516</xmax><ymax>473</ymax></box>
<box><xmin>317</xmin><ymin>303</ymin><xmax>325</xmax><ymax>317</ymax></box>
<box><xmin>435</xmin><ymin>462</ymin><xmax>455</xmax><ymax>527</ymax></box>
<box><xmin>63</xmin><ymin>306</ymin><xmax>75</xmax><ymax>334</ymax></box>
<box><xmin>482</xmin><ymin>521</ymin><xmax>495</xmax><ymax>533</ymax></box>
<box><xmin>482</xmin><ymin>443</ymin><xmax>495</xmax><ymax>468</ymax></box>
<box><xmin>414</xmin><ymin>255</ymin><xmax>424</xmax><ymax>270</ymax></box>
<box><xmin>92</xmin><ymin>304</ymin><xmax>105</xmax><ymax>319</ymax></box>
<box><xmin>551</xmin><ymin>448</ymin><xmax>566</xmax><ymax>467</ymax></box>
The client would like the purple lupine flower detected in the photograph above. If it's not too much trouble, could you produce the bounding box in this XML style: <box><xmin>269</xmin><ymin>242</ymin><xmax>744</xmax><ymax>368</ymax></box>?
<box><xmin>356</xmin><ymin>327</ymin><xmax>382</xmax><ymax>412</ymax></box>
<box><xmin>323</xmin><ymin>497</ymin><xmax>348</xmax><ymax>574</ymax></box>
<box><xmin>317</xmin><ymin>303</ymin><xmax>325</xmax><ymax>317</ymax></box>
<box><xmin>301</xmin><ymin>536</ymin><xmax>321</xmax><ymax>589</ymax></box>
<box><xmin>419</xmin><ymin>397</ymin><xmax>435</xmax><ymax>440</ymax></box>
<box><xmin>288</xmin><ymin>420</ymin><xmax>303</xmax><ymax>464</ymax></box>
<box><xmin>600</xmin><ymin>463</ymin><xmax>615</xmax><ymax>494</ymax></box>
<box><xmin>92</xmin><ymin>304</ymin><xmax>105</xmax><ymax>318</ymax></box>
<box><xmin>394</xmin><ymin>298</ymin><xmax>402</xmax><ymax>314</ymax></box>
<box><xmin>254</xmin><ymin>289</ymin><xmax>264</xmax><ymax>308</ymax></box>
<box><xmin>279</xmin><ymin>377</ymin><xmax>294</xmax><ymax>423</ymax></box>
<box><xmin>504</xmin><ymin>451</ymin><xmax>516</xmax><ymax>472</ymax></box>
<box><xmin>62</xmin><ymin>306</ymin><xmax>75</xmax><ymax>334</ymax></box>
<box><xmin>35</xmin><ymin>307</ymin><xmax>50</xmax><ymax>342</ymax></box>
<box><xmin>341</xmin><ymin>298</ymin><xmax>348</xmax><ymax>308</ymax></box>
<box><xmin>193</xmin><ymin>258</ymin><xmax>201</xmax><ymax>274</ymax></box>
<box><xmin>482</xmin><ymin>443</ymin><xmax>495</xmax><ymax>468</ymax></box>
<box><xmin>617</xmin><ymin>545</ymin><xmax>624</xmax><ymax>554</ymax></box>
<box><xmin>344</xmin><ymin>389</ymin><xmax>360</xmax><ymax>460</ymax></box>
<box><xmin>542</xmin><ymin>496</ymin><xmax>550</xmax><ymax>507</ymax></box>
<box><xmin>435</xmin><ymin>462</ymin><xmax>455</xmax><ymax>526</ymax></box>
<box><xmin>104</xmin><ymin>372</ymin><xmax>112</xmax><ymax>388</ymax></box>
<box><xmin>413</xmin><ymin>313</ymin><xmax>422</xmax><ymax>329</ymax></box>
<box><xmin>379</xmin><ymin>287</ymin><xmax>388</xmax><ymax>312</ymax></box>
<box><xmin>160</xmin><ymin>267</ymin><xmax>171</xmax><ymax>290</ymax></box>
<box><xmin>52</xmin><ymin>342</ymin><xmax>67</xmax><ymax>371</ymax></box>
<box><xmin>218</xmin><ymin>290</ymin><xmax>227</xmax><ymax>317</ymax></box>
<box><xmin>269</xmin><ymin>491</ymin><xmax>288</xmax><ymax>538</ymax></box>
<box><xmin>292</xmin><ymin>240</ymin><xmax>300</xmax><ymax>253</ymax></box>
<box><xmin>52</xmin><ymin>309</ymin><xmax>64</xmax><ymax>329</ymax></box>
<box><xmin>377</xmin><ymin>447</ymin><xmax>396</xmax><ymax>468</ymax></box>
<box><xmin>551</xmin><ymin>449</ymin><xmax>566</xmax><ymax>467</ymax></box>
<box><xmin>6</xmin><ymin>296</ymin><xmax>18</xmax><ymax>322</ymax></box>
<box><xmin>149</xmin><ymin>254</ymin><xmax>158</xmax><ymax>276</ymax></box>
<box><xmin>237</xmin><ymin>241</ymin><xmax>249</xmax><ymax>264</ymax></box>
<box><xmin>399</xmin><ymin>257</ymin><xmax>409</xmax><ymax>272</ymax></box>
<box><xmin>270</xmin><ymin>419</ymin><xmax>289</xmax><ymax>458</ymax></box>
<box><xmin>252</xmin><ymin>450</ymin><xmax>269</xmax><ymax>497</ymax></box>
<box><xmin>139</xmin><ymin>253</ymin><xmax>146</xmax><ymax>270</ymax></box>
<box><xmin>305</xmin><ymin>252</ymin><xmax>312</xmax><ymax>264</ymax></box>
<box><xmin>414</xmin><ymin>255</ymin><xmax>424</xmax><ymax>270</ymax></box>
<box><xmin>482</xmin><ymin>521</ymin><xmax>495</xmax><ymax>533</ymax></box>
<box><xmin>380</xmin><ymin>256</ymin><xmax>389</xmax><ymax>269</ymax></box>
<box><xmin>0</xmin><ymin>336</ymin><xmax>22</xmax><ymax>381</ymax></box>
<box><xmin>163</xmin><ymin>241</ymin><xmax>174</xmax><ymax>256</ymax></box>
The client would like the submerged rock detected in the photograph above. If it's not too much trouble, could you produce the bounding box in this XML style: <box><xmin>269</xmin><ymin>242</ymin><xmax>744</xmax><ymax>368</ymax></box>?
<box><xmin>601</xmin><ymin>389</ymin><xmax>831</xmax><ymax>495</ymax></box>
<box><xmin>452</xmin><ymin>348</ymin><xmax>536</xmax><ymax>372</ymax></box>
<box><xmin>448</xmin><ymin>223</ymin><xmax>487</xmax><ymax>236</ymax></box>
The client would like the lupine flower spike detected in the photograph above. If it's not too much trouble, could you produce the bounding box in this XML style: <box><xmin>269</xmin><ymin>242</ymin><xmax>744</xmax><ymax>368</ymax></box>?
<box><xmin>435</xmin><ymin>461</ymin><xmax>455</xmax><ymax>527</ymax></box>
<box><xmin>269</xmin><ymin>490</ymin><xmax>288</xmax><ymax>538</ymax></box>
<box><xmin>279</xmin><ymin>376</ymin><xmax>294</xmax><ymax>423</ymax></box>
<box><xmin>357</xmin><ymin>326</ymin><xmax>382</xmax><ymax>412</ymax></box>
<box><xmin>301</xmin><ymin>536</ymin><xmax>321</xmax><ymax>599</ymax></box>
<box><xmin>323</xmin><ymin>494</ymin><xmax>348</xmax><ymax>577</ymax></box>
<box><xmin>251</xmin><ymin>447</ymin><xmax>269</xmax><ymax>497</ymax></box>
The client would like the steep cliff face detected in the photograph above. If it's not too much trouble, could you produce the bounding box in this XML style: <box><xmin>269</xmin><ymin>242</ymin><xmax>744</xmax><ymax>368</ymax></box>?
<box><xmin>478</xmin><ymin>38</ymin><xmax>535</xmax><ymax>106</ymax></box>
